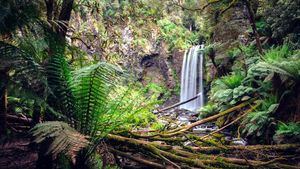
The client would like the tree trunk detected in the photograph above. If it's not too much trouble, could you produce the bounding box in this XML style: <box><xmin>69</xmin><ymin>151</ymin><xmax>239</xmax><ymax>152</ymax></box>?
<box><xmin>57</xmin><ymin>0</ymin><xmax>74</xmax><ymax>40</ymax></box>
<box><xmin>0</xmin><ymin>69</ymin><xmax>8</xmax><ymax>136</ymax></box>
<box><xmin>31</xmin><ymin>104</ymin><xmax>41</xmax><ymax>127</ymax></box>
<box><xmin>244</xmin><ymin>0</ymin><xmax>263</xmax><ymax>55</ymax></box>
<box><xmin>36</xmin><ymin>140</ymin><xmax>54</xmax><ymax>169</ymax></box>
<box><xmin>45</xmin><ymin>0</ymin><xmax>54</xmax><ymax>21</ymax></box>
<box><xmin>294</xmin><ymin>83</ymin><xmax>300</xmax><ymax>121</ymax></box>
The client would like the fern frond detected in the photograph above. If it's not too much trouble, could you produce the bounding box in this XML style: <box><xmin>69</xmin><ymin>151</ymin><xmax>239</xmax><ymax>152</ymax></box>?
<box><xmin>46</xmin><ymin>54</ymin><xmax>76</xmax><ymax>124</ymax></box>
<box><xmin>0</xmin><ymin>41</ymin><xmax>47</xmax><ymax>95</ymax></box>
<box><xmin>257</xmin><ymin>60</ymin><xmax>300</xmax><ymax>80</ymax></box>
<box><xmin>31</xmin><ymin>121</ymin><xmax>89</xmax><ymax>158</ymax></box>
<box><xmin>71</xmin><ymin>62</ymin><xmax>122</xmax><ymax>136</ymax></box>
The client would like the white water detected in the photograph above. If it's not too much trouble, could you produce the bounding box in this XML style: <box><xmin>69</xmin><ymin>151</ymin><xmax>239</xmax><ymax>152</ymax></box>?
<box><xmin>179</xmin><ymin>45</ymin><xmax>204</xmax><ymax>112</ymax></box>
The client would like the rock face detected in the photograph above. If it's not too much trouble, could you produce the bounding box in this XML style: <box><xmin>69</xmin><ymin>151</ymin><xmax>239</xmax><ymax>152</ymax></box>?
<box><xmin>140</xmin><ymin>42</ymin><xmax>182</xmax><ymax>90</ymax></box>
<box><xmin>138</xmin><ymin>41</ymin><xmax>186</xmax><ymax>106</ymax></box>
<box><xmin>170</xmin><ymin>49</ymin><xmax>185</xmax><ymax>84</ymax></box>
<box><xmin>212</xmin><ymin>5</ymin><xmax>250</xmax><ymax>47</ymax></box>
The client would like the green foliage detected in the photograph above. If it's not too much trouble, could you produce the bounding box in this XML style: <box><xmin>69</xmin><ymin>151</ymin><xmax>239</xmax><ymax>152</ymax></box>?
<box><xmin>245</xmin><ymin>46</ymin><xmax>300</xmax><ymax>86</ymax></box>
<box><xmin>264</xmin><ymin>45</ymin><xmax>291</xmax><ymax>63</ymax></box>
<box><xmin>264</xmin><ymin>0</ymin><xmax>300</xmax><ymax>48</ymax></box>
<box><xmin>255</xmin><ymin>19</ymin><xmax>271</xmax><ymax>36</ymax></box>
<box><xmin>0</xmin><ymin>41</ymin><xmax>47</xmax><ymax>96</ymax></box>
<box><xmin>17</xmin><ymin>35</ymin><xmax>49</xmax><ymax>63</ymax></box>
<box><xmin>242</xmin><ymin>97</ymin><xmax>278</xmax><ymax>138</ymax></box>
<box><xmin>7</xmin><ymin>96</ymin><xmax>35</xmax><ymax>116</ymax></box>
<box><xmin>257</xmin><ymin>60</ymin><xmax>300</xmax><ymax>81</ymax></box>
<box><xmin>31</xmin><ymin>121</ymin><xmax>89</xmax><ymax>158</ymax></box>
<box><xmin>0</xmin><ymin>0</ymin><xmax>41</xmax><ymax>34</ymax></box>
<box><xmin>230</xmin><ymin>85</ymin><xmax>254</xmax><ymax>104</ymax></box>
<box><xmin>210</xmin><ymin>73</ymin><xmax>253</xmax><ymax>109</ymax></box>
<box><xmin>275</xmin><ymin>122</ymin><xmax>300</xmax><ymax>137</ymax></box>
<box><xmin>142</xmin><ymin>82</ymin><xmax>170</xmax><ymax>101</ymax></box>
<box><xmin>158</xmin><ymin>19</ymin><xmax>198</xmax><ymax>50</ymax></box>
<box><xmin>108</xmin><ymin>84</ymin><xmax>160</xmax><ymax>130</ymax></box>
<box><xmin>47</xmin><ymin>54</ymin><xmax>76</xmax><ymax>124</ymax></box>
<box><xmin>212</xmin><ymin>88</ymin><xmax>233</xmax><ymax>104</ymax></box>
<box><xmin>150</xmin><ymin>121</ymin><xmax>165</xmax><ymax>131</ymax></box>
<box><xmin>243</xmin><ymin>110</ymin><xmax>274</xmax><ymax>137</ymax></box>
<box><xmin>198</xmin><ymin>103</ymin><xmax>218</xmax><ymax>119</ymax></box>
<box><xmin>226</xmin><ymin>48</ymin><xmax>241</xmax><ymax>59</ymax></box>
<box><xmin>220</xmin><ymin>73</ymin><xmax>244</xmax><ymax>89</ymax></box>
<box><xmin>71</xmin><ymin>62</ymin><xmax>122</xmax><ymax>136</ymax></box>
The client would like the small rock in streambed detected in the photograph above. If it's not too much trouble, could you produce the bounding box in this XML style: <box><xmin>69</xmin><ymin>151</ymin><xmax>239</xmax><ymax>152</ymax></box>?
<box><xmin>193</xmin><ymin>124</ymin><xmax>218</xmax><ymax>133</ymax></box>
<box><xmin>225</xmin><ymin>137</ymin><xmax>248</xmax><ymax>146</ymax></box>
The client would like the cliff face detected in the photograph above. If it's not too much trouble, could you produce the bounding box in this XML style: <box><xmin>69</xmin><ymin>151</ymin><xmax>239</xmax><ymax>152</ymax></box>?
<box><xmin>137</xmin><ymin>6</ymin><xmax>251</xmax><ymax>106</ymax></box>
<box><xmin>138</xmin><ymin>42</ymin><xmax>184</xmax><ymax>106</ymax></box>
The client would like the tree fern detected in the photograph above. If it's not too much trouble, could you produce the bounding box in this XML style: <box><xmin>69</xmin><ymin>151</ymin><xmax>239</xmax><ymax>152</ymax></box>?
<box><xmin>46</xmin><ymin>54</ymin><xmax>76</xmax><ymax>125</ymax></box>
<box><xmin>31</xmin><ymin>121</ymin><xmax>89</xmax><ymax>158</ymax></box>
<box><xmin>256</xmin><ymin>60</ymin><xmax>300</xmax><ymax>81</ymax></box>
<box><xmin>71</xmin><ymin>62</ymin><xmax>122</xmax><ymax>136</ymax></box>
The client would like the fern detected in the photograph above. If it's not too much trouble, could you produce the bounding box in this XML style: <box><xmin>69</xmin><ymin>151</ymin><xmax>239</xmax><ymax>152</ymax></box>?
<box><xmin>242</xmin><ymin>97</ymin><xmax>278</xmax><ymax>137</ymax></box>
<box><xmin>221</xmin><ymin>73</ymin><xmax>245</xmax><ymax>89</ymax></box>
<box><xmin>31</xmin><ymin>121</ymin><xmax>89</xmax><ymax>158</ymax></box>
<box><xmin>46</xmin><ymin>54</ymin><xmax>76</xmax><ymax>124</ymax></box>
<box><xmin>71</xmin><ymin>62</ymin><xmax>122</xmax><ymax>136</ymax></box>
<box><xmin>260</xmin><ymin>60</ymin><xmax>300</xmax><ymax>80</ymax></box>
<box><xmin>198</xmin><ymin>103</ymin><xmax>218</xmax><ymax>118</ymax></box>
<box><xmin>276</xmin><ymin>122</ymin><xmax>300</xmax><ymax>136</ymax></box>
<box><xmin>264</xmin><ymin>44</ymin><xmax>291</xmax><ymax>63</ymax></box>
<box><xmin>0</xmin><ymin>41</ymin><xmax>47</xmax><ymax>95</ymax></box>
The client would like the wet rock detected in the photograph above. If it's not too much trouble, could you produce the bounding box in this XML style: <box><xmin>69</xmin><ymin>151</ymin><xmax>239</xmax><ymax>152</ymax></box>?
<box><xmin>193</xmin><ymin>124</ymin><xmax>218</xmax><ymax>133</ymax></box>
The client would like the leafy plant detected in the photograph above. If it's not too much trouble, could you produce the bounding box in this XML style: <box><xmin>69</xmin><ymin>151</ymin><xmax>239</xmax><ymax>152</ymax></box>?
<box><xmin>273</xmin><ymin>122</ymin><xmax>300</xmax><ymax>144</ymax></box>
<box><xmin>210</xmin><ymin>73</ymin><xmax>252</xmax><ymax>109</ymax></box>
<box><xmin>257</xmin><ymin>59</ymin><xmax>300</xmax><ymax>81</ymax></box>
<box><xmin>242</xmin><ymin>97</ymin><xmax>278</xmax><ymax>139</ymax></box>
<box><xmin>275</xmin><ymin>122</ymin><xmax>300</xmax><ymax>137</ymax></box>
<box><xmin>1</xmin><ymin>40</ymin><xmax>159</xmax><ymax>167</ymax></box>
<box><xmin>31</xmin><ymin>121</ymin><xmax>90</xmax><ymax>158</ymax></box>
<box><xmin>264</xmin><ymin>45</ymin><xmax>291</xmax><ymax>63</ymax></box>
<box><xmin>264</xmin><ymin>0</ymin><xmax>300</xmax><ymax>48</ymax></box>
<box><xmin>198</xmin><ymin>103</ymin><xmax>218</xmax><ymax>119</ymax></box>
<box><xmin>221</xmin><ymin>73</ymin><xmax>245</xmax><ymax>89</ymax></box>
<box><xmin>158</xmin><ymin>18</ymin><xmax>198</xmax><ymax>50</ymax></box>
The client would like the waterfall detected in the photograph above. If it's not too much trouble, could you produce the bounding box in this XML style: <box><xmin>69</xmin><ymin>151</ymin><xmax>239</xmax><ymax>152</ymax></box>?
<box><xmin>179</xmin><ymin>45</ymin><xmax>204</xmax><ymax>112</ymax></box>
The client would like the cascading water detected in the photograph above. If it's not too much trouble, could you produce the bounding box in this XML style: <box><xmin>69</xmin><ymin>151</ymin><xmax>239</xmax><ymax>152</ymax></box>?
<box><xmin>179</xmin><ymin>45</ymin><xmax>204</xmax><ymax>112</ymax></box>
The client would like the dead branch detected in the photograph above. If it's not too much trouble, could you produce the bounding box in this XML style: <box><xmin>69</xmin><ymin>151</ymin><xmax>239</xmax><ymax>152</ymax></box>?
<box><xmin>109</xmin><ymin>147</ymin><xmax>165</xmax><ymax>169</ymax></box>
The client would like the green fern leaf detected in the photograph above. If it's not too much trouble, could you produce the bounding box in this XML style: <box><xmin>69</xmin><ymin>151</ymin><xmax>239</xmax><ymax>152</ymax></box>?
<box><xmin>71</xmin><ymin>62</ymin><xmax>122</xmax><ymax>136</ymax></box>
<box><xmin>31</xmin><ymin>121</ymin><xmax>89</xmax><ymax>159</ymax></box>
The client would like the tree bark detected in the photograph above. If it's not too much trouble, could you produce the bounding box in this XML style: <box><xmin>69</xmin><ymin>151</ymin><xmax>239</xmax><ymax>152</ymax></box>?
<box><xmin>57</xmin><ymin>0</ymin><xmax>74</xmax><ymax>40</ymax></box>
<box><xmin>244</xmin><ymin>0</ymin><xmax>263</xmax><ymax>55</ymax></box>
<box><xmin>45</xmin><ymin>0</ymin><xmax>54</xmax><ymax>21</ymax></box>
<box><xmin>0</xmin><ymin>69</ymin><xmax>8</xmax><ymax>136</ymax></box>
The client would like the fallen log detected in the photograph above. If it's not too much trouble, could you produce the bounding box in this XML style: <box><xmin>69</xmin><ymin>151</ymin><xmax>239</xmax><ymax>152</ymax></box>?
<box><xmin>106</xmin><ymin>99</ymin><xmax>300</xmax><ymax>168</ymax></box>
<box><xmin>109</xmin><ymin>147</ymin><xmax>165</xmax><ymax>169</ymax></box>
<box><xmin>107</xmin><ymin>133</ymin><xmax>300</xmax><ymax>168</ymax></box>
<box><xmin>189</xmin><ymin>144</ymin><xmax>300</xmax><ymax>153</ymax></box>
<box><xmin>158</xmin><ymin>100</ymin><xmax>260</xmax><ymax>137</ymax></box>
